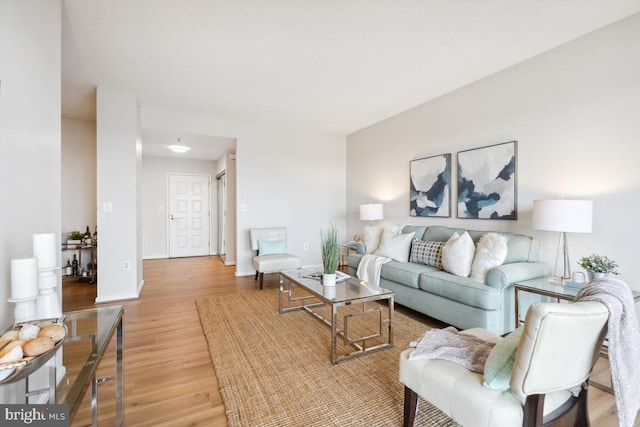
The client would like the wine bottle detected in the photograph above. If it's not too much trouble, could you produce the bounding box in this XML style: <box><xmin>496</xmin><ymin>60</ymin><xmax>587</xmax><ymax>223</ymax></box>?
<box><xmin>72</xmin><ymin>254</ymin><xmax>79</xmax><ymax>276</ymax></box>
<box><xmin>65</xmin><ymin>259</ymin><xmax>72</xmax><ymax>276</ymax></box>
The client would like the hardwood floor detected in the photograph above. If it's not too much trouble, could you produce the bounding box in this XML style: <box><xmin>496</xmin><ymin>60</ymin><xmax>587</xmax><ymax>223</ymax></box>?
<box><xmin>61</xmin><ymin>256</ymin><xmax>632</xmax><ymax>426</ymax></box>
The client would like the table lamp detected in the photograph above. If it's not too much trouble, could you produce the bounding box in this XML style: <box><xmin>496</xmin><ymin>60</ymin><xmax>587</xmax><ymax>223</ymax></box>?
<box><xmin>359</xmin><ymin>203</ymin><xmax>383</xmax><ymax>225</ymax></box>
<box><xmin>532</xmin><ymin>199</ymin><xmax>592</xmax><ymax>281</ymax></box>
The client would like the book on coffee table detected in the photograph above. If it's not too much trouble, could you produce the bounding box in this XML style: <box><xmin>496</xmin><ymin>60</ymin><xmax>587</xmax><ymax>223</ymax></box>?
<box><xmin>303</xmin><ymin>271</ymin><xmax>351</xmax><ymax>283</ymax></box>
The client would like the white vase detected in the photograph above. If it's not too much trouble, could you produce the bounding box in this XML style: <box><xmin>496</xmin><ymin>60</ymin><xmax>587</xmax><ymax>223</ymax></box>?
<box><xmin>322</xmin><ymin>273</ymin><xmax>336</xmax><ymax>287</ymax></box>
<box><xmin>323</xmin><ymin>285</ymin><xmax>336</xmax><ymax>299</ymax></box>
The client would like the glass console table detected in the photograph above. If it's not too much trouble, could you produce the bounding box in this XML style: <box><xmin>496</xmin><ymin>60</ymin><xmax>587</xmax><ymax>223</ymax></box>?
<box><xmin>57</xmin><ymin>305</ymin><xmax>124</xmax><ymax>426</ymax></box>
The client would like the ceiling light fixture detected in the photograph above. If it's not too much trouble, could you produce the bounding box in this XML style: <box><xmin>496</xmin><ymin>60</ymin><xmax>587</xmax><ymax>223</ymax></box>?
<box><xmin>169</xmin><ymin>139</ymin><xmax>190</xmax><ymax>153</ymax></box>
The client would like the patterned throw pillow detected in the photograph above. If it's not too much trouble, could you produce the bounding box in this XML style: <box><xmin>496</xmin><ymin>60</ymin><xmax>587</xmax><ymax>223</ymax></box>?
<box><xmin>410</xmin><ymin>239</ymin><xmax>446</xmax><ymax>269</ymax></box>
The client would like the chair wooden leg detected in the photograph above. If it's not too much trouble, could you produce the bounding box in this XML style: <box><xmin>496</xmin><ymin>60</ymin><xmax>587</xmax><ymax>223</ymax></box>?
<box><xmin>403</xmin><ymin>386</ymin><xmax>418</xmax><ymax>427</ymax></box>
<box><xmin>576</xmin><ymin>387</ymin><xmax>590</xmax><ymax>427</ymax></box>
<box><xmin>259</xmin><ymin>273</ymin><xmax>264</xmax><ymax>290</ymax></box>
<box><xmin>255</xmin><ymin>271</ymin><xmax>259</xmax><ymax>281</ymax></box>
<box><xmin>523</xmin><ymin>394</ymin><xmax>544</xmax><ymax>427</ymax></box>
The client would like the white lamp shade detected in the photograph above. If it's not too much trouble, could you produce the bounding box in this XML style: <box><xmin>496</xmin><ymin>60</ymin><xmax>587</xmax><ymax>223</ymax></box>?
<box><xmin>532</xmin><ymin>200</ymin><xmax>593</xmax><ymax>233</ymax></box>
<box><xmin>359</xmin><ymin>203</ymin><xmax>383</xmax><ymax>221</ymax></box>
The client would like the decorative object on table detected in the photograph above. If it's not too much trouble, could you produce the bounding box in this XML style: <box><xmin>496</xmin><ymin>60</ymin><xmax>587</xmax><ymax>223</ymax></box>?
<box><xmin>66</xmin><ymin>230</ymin><xmax>84</xmax><ymax>247</ymax></box>
<box><xmin>532</xmin><ymin>199</ymin><xmax>593</xmax><ymax>281</ymax></box>
<box><xmin>359</xmin><ymin>203</ymin><xmax>383</xmax><ymax>225</ymax></box>
<box><xmin>8</xmin><ymin>257</ymin><xmax>39</xmax><ymax>322</ymax></box>
<box><xmin>410</xmin><ymin>153</ymin><xmax>451</xmax><ymax>217</ymax></box>
<box><xmin>578</xmin><ymin>254</ymin><xmax>619</xmax><ymax>281</ymax></box>
<box><xmin>72</xmin><ymin>254</ymin><xmax>79</xmax><ymax>276</ymax></box>
<box><xmin>0</xmin><ymin>318</ymin><xmax>67</xmax><ymax>384</ymax></box>
<box><xmin>457</xmin><ymin>141</ymin><xmax>517</xmax><ymax>220</ymax></box>
<box><xmin>320</xmin><ymin>222</ymin><xmax>340</xmax><ymax>286</ymax></box>
<box><xmin>33</xmin><ymin>232</ymin><xmax>62</xmax><ymax>319</ymax></box>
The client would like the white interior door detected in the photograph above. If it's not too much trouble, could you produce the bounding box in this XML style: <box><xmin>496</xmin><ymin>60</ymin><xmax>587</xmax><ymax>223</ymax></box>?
<box><xmin>168</xmin><ymin>174</ymin><xmax>210</xmax><ymax>258</ymax></box>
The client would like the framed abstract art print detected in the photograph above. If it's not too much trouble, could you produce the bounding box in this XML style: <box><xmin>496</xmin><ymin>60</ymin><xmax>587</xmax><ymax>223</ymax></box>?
<box><xmin>457</xmin><ymin>141</ymin><xmax>517</xmax><ymax>220</ymax></box>
<box><xmin>410</xmin><ymin>153</ymin><xmax>451</xmax><ymax>217</ymax></box>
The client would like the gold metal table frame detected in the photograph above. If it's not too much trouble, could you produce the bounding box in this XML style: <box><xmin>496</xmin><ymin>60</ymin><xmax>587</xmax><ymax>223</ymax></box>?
<box><xmin>279</xmin><ymin>269</ymin><xmax>394</xmax><ymax>364</ymax></box>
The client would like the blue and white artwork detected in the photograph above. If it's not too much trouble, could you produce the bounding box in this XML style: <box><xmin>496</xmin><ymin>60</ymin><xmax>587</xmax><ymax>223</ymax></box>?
<box><xmin>410</xmin><ymin>154</ymin><xmax>451</xmax><ymax>217</ymax></box>
<box><xmin>457</xmin><ymin>141</ymin><xmax>517</xmax><ymax>220</ymax></box>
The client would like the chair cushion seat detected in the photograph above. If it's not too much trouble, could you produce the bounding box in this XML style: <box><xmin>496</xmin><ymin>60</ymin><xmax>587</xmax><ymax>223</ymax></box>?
<box><xmin>399</xmin><ymin>347</ymin><xmax>571</xmax><ymax>426</ymax></box>
<box><xmin>253</xmin><ymin>254</ymin><xmax>302</xmax><ymax>273</ymax></box>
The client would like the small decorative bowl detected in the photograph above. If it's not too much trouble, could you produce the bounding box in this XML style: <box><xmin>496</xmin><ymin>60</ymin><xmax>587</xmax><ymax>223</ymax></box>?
<box><xmin>0</xmin><ymin>317</ymin><xmax>67</xmax><ymax>384</ymax></box>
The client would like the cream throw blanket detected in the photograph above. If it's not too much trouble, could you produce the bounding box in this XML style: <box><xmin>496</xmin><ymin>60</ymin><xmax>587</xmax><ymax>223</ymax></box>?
<box><xmin>575</xmin><ymin>278</ymin><xmax>640</xmax><ymax>427</ymax></box>
<box><xmin>356</xmin><ymin>254</ymin><xmax>390</xmax><ymax>286</ymax></box>
<box><xmin>408</xmin><ymin>326</ymin><xmax>495</xmax><ymax>373</ymax></box>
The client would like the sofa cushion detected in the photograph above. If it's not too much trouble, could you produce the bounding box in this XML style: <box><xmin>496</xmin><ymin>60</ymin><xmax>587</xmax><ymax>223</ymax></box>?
<box><xmin>410</xmin><ymin>239</ymin><xmax>445</xmax><ymax>269</ymax></box>
<box><xmin>402</xmin><ymin>225</ymin><xmax>427</xmax><ymax>241</ymax></box>
<box><xmin>422</xmin><ymin>225</ymin><xmax>467</xmax><ymax>242</ymax></box>
<box><xmin>363</xmin><ymin>225</ymin><xmax>383</xmax><ymax>254</ymax></box>
<box><xmin>375</xmin><ymin>229</ymin><xmax>415</xmax><ymax>262</ymax></box>
<box><xmin>471</xmin><ymin>233</ymin><xmax>508</xmax><ymax>282</ymax></box>
<box><xmin>423</xmin><ymin>225</ymin><xmax>539</xmax><ymax>264</ymax></box>
<box><xmin>380</xmin><ymin>260</ymin><xmax>438</xmax><ymax>289</ymax></box>
<box><xmin>419</xmin><ymin>270</ymin><xmax>502</xmax><ymax>310</ymax></box>
<box><xmin>442</xmin><ymin>232</ymin><xmax>475</xmax><ymax>277</ymax></box>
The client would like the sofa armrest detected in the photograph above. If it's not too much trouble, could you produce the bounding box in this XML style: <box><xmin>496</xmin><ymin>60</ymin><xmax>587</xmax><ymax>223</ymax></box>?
<box><xmin>485</xmin><ymin>262</ymin><xmax>552</xmax><ymax>291</ymax></box>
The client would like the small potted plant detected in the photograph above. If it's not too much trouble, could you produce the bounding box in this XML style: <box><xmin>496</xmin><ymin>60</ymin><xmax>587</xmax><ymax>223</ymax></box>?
<box><xmin>578</xmin><ymin>254</ymin><xmax>619</xmax><ymax>281</ymax></box>
<box><xmin>321</xmin><ymin>222</ymin><xmax>340</xmax><ymax>286</ymax></box>
<box><xmin>67</xmin><ymin>231</ymin><xmax>84</xmax><ymax>247</ymax></box>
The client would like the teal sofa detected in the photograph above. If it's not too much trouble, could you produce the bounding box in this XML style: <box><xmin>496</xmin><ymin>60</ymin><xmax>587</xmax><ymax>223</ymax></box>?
<box><xmin>347</xmin><ymin>225</ymin><xmax>551</xmax><ymax>335</ymax></box>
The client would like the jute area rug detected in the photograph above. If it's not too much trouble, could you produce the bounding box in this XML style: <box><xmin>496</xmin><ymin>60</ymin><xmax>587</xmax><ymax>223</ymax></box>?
<box><xmin>196</xmin><ymin>289</ymin><xmax>460</xmax><ymax>427</ymax></box>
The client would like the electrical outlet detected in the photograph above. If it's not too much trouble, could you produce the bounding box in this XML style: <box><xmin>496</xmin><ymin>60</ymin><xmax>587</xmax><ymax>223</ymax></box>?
<box><xmin>303</xmin><ymin>243</ymin><xmax>309</xmax><ymax>250</ymax></box>
<box><xmin>142</xmin><ymin>238</ymin><xmax>147</xmax><ymax>244</ymax></box>
<box><xmin>123</xmin><ymin>261</ymin><xmax>131</xmax><ymax>270</ymax></box>
<box><xmin>103</xmin><ymin>202</ymin><xmax>113</xmax><ymax>213</ymax></box>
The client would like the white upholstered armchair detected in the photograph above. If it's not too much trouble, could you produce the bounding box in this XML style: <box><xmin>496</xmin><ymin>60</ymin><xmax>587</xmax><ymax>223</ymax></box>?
<box><xmin>400</xmin><ymin>300</ymin><xmax>608</xmax><ymax>427</ymax></box>
<box><xmin>249</xmin><ymin>227</ymin><xmax>302</xmax><ymax>290</ymax></box>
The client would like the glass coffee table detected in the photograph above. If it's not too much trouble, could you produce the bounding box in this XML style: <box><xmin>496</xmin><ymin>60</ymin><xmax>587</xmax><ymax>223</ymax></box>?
<box><xmin>279</xmin><ymin>268</ymin><xmax>394</xmax><ymax>364</ymax></box>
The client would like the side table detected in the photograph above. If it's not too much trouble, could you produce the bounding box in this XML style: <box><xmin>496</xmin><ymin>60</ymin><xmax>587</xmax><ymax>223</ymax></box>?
<box><xmin>339</xmin><ymin>243</ymin><xmax>360</xmax><ymax>267</ymax></box>
<box><xmin>514</xmin><ymin>277</ymin><xmax>640</xmax><ymax>395</ymax></box>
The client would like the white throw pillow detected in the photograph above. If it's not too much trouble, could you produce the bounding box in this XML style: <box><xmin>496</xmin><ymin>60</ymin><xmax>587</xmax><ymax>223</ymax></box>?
<box><xmin>374</xmin><ymin>229</ymin><xmax>415</xmax><ymax>262</ymax></box>
<box><xmin>471</xmin><ymin>232</ymin><xmax>509</xmax><ymax>283</ymax></box>
<box><xmin>363</xmin><ymin>226</ymin><xmax>383</xmax><ymax>254</ymax></box>
<box><xmin>441</xmin><ymin>231</ymin><xmax>475</xmax><ymax>277</ymax></box>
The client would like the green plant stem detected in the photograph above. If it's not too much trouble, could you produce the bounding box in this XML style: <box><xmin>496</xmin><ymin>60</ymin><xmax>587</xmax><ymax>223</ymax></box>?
<box><xmin>321</xmin><ymin>223</ymin><xmax>339</xmax><ymax>274</ymax></box>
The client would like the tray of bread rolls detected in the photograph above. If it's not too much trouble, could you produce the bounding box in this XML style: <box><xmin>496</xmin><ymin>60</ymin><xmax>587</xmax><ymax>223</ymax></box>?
<box><xmin>0</xmin><ymin>317</ymin><xmax>67</xmax><ymax>384</ymax></box>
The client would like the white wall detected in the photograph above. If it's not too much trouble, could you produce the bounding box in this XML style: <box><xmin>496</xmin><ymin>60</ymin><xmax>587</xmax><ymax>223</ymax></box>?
<box><xmin>141</xmin><ymin>156</ymin><xmax>217</xmax><ymax>259</ymax></box>
<box><xmin>96</xmin><ymin>86</ymin><xmax>142</xmax><ymax>302</ymax></box>
<box><xmin>347</xmin><ymin>13</ymin><xmax>640</xmax><ymax>287</ymax></box>
<box><xmin>141</xmin><ymin>108</ymin><xmax>347</xmax><ymax>276</ymax></box>
<box><xmin>0</xmin><ymin>0</ymin><xmax>61</xmax><ymax>401</ymax></box>
<box><xmin>61</xmin><ymin>118</ymin><xmax>97</xmax><ymax>235</ymax></box>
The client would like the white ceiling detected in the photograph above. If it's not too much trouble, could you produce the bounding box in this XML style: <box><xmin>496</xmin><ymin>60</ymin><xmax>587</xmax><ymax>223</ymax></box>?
<box><xmin>141</xmin><ymin>129</ymin><xmax>236</xmax><ymax>161</ymax></box>
<box><xmin>62</xmin><ymin>1</ymin><xmax>640</xmax><ymax>138</ymax></box>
